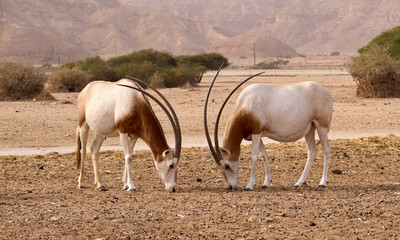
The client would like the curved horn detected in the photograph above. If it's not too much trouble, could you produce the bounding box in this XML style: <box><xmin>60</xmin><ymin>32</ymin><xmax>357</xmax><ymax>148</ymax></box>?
<box><xmin>204</xmin><ymin>64</ymin><xmax>225</xmax><ymax>165</ymax></box>
<box><xmin>214</xmin><ymin>72</ymin><xmax>265</xmax><ymax>159</ymax></box>
<box><xmin>116</xmin><ymin>83</ymin><xmax>178</xmax><ymax>158</ymax></box>
<box><xmin>124</xmin><ymin>76</ymin><xmax>182</xmax><ymax>160</ymax></box>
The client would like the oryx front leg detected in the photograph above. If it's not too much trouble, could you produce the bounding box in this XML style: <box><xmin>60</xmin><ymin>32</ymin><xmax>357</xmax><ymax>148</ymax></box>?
<box><xmin>295</xmin><ymin>124</ymin><xmax>317</xmax><ymax>187</ymax></box>
<box><xmin>90</xmin><ymin>134</ymin><xmax>105</xmax><ymax>190</ymax></box>
<box><xmin>122</xmin><ymin>137</ymin><xmax>137</xmax><ymax>191</ymax></box>
<box><xmin>245</xmin><ymin>134</ymin><xmax>261</xmax><ymax>191</ymax></box>
<box><xmin>120</xmin><ymin>133</ymin><xmax>136</xmax><ymax>191</ymax></box>
<box><xmin>259</xmin><ymin>139</ymin><xmax>272</xmax><ymax>188</ymax></box>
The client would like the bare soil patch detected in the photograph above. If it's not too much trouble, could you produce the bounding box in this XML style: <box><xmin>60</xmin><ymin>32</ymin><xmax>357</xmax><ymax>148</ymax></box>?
<box><xmin>1</xmin><ymin>136</ymin><xmax>399</xmax><ymax>239</ymax></box>
<box><xmin>0</xmin><ymin>73</ymin><xmax>399</xmax><ymax>239</ymax></box>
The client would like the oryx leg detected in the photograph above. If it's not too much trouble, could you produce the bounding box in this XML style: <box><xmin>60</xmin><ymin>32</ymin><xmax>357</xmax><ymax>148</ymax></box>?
<box><xmin>294</xmin><ymin>124</ymin><xmax>317</xmax><ymax>187</ymax></box>
<box><xmin>259</xmin><ymin>139</ymin><xmax>272</xmax><ymax>188</ymax></box>
<box><xmin>316</xmin><ymin>125</ymin><xmax>330</xmax><ymax>187</ymax></box>
<box><xmin>122</xmin><ymin>137</ymin><xmax>138</xmax><ymax>190</ymax></box>
<box><xmin>77</xmin><ymin>123</ymin><xmax>89</xmax><ymax>189</ymax></box>
<box><xmin>90</xmin><ymin>134</ymin><xmax>105</xmax><ymax>189</ymax></box>
<box><xmin>120</xmin><ymin>133</ymin><xmax>136</xmax><ymax>191</ymax></box>
<box><xmin>245</xmin><ymin>134</ymin><xmax>262</xmax><ymax>191</ymax></box>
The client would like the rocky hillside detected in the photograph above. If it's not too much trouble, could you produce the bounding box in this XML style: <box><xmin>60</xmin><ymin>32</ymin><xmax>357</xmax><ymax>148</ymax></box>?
<box><xmin>122</xmin><ymin>0</ymin><xmax>400</xmax><ymax>55</ymax></box>
<box><xmin>0</xmin><ymin>0</ymin><xmax>399</xmax><ymax>64</ymax></box>
<box><xmin>0</xmin><ymin>0</ymin><xmax>296</xmax><ymax>64</ymax></box>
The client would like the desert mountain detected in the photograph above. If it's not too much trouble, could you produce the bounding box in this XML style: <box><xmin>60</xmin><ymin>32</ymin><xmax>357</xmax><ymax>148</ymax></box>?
<box><xmin>1</xmin><ymin>0</ymin><xmax>399</xmax><ymax>64</ymax></box>
<box><xmin>121</xmin><ymin>0</ymin><xmax>400</xmax><ymax>55</ymax></box>
<box><xmin>0</xmin><ymin>0</ymin><xmax>296</xmax><ymax>64</ymax></box>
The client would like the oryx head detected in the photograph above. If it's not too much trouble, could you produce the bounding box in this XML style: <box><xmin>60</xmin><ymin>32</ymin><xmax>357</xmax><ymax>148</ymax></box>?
<box><xmin>118</xmin><ymin>77</ymin><xmax>182</xmax><ymax>192</ymax></box>
<box><xmin>203</xmin><ymin>66</ymin><xmax>264</xmax><ymax>190</ymax></box>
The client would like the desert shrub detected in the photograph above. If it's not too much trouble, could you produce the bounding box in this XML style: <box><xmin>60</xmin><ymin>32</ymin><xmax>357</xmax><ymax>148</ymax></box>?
<box><xmin>79</xmin><ymin>56</ymin><xmax>117</xmax><ymax>81</ymax></box>
<box><xmin>176</xmin><ymin>52</ymin><xmax>229</xmax><ymax>70</ymax></box>
<box><xmin>108</xmin><ymin>49</ymin><xmax>177</xmax><ymax>80</ymax></box>
<box><xmin>160</xmin><ymin>68</ymin><xmax>186</xmax><ymax>88</ymax></box>
<box><xmin>348</xmin><ymin>25</ymin><xmax>400</xmax><ymax>98</ymax></box>
<box><xmin>358</xmin><ymin>25</ymin><xmax>400</xmax><ymax>59</ymax></box>
<box><xmin>0</xmin><ymin>61</ymin><xmax>47</xmax><ymax>100</ymax></box>
<box><xmin>254</xmin><ymin>59</ymin><xmax>289</xmax><ymax>69</ymax></box>
<box><xmin>149</xmin><ymin>71</ymin><xmax>165</xmax><ymax>88</ymax></box>
<box><xmin>114</xmin><ymin>60</ymin><xmax>158</xmax><ymax>83</ymax></box>
<box><xmin>330</xmin><ymin>51</ymin><xmax>340</xmax><ymax>56</ymax></box>
<box><xmin>63</xmin><ymin>49</ymin><xmax>229</xmax><ymax>88</ymax></box>
<box><xmin>347</xmin><ymin>44</ymin><xmax>400</xmax><ymax>98</ymax></box>
<box><xmin>47</xmin><ymin>67</ymin><xmax>90</xmax><ymax>92</ymax></box>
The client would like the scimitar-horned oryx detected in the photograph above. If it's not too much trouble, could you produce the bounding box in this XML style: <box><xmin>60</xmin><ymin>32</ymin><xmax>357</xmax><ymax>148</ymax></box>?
<box><xmin>204</xmin><ymin>68</ymin><xmax>333</xmax><ymax>190</ymax></box>
<box><xmin>76</xmin><ymin>77</ymin><xmax>181</xmax><ymax>192</ymax></box>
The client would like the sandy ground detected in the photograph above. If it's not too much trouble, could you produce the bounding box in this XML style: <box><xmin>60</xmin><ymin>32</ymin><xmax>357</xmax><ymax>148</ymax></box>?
<box><xmin>0</xmin><ymin>71</ymin><xmax>399</xmax><ymax>239</ymax></box>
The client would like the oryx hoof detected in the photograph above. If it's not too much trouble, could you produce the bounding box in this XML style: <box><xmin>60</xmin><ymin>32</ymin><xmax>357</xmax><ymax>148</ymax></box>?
<box><xmin>122</xmin><ymin>186</ymin><xmax>129</xmax><ymax>190</ymax></box>
<box><xmin>261</xmin><ymin>185</ymin><xmax>269</xmax><ymax>189</ymax></box>
<box><xmin>126</xmin><ymin>188</ymin><xmax>136</xmax><ymax>192</ymax></box>
<box><xmin>77</xmin><ymin>186</ymin><xmax>85</xmax><ymax>190</ymax></box>
<box><xmin>244</xmin><ymin>187</ymin><xmax>254</xmax><ymax>191</ymax></box>
<box><xmin>319</xmin><ymin>184</ymin><xmax>327</xmax><ymax>188</ymax></box>
<box><xmin>97</xmin><ymin>186</ymin><xmax>107</xmax><ymax>191</ymax></box>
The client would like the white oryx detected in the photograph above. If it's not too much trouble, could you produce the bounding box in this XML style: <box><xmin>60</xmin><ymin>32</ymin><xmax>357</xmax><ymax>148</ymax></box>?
<box><xmin>76</xmin><ymin>78</ymin><xmax>181</xmax><ymax>192</ymax></box>
<box><xmin>204</xmin><ymin>69</ymin><xmax>333</xmax><ymax>190</ymax></box>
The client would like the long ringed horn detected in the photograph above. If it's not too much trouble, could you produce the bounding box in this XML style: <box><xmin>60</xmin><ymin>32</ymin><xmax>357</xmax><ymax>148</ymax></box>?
<box><xmin>204</xmin><ymin>64</ymin><xmax>225</xmax><ymax>165</ymax></box>
<box><xmin>214</xmin><ymin>72</ymin><xmax>265</xmax><ymax>159</ymax></box>
<box><xmin>124</xmin><ymin>76</ymin><xmax>182</xmax><ymax>160</ymax></box>
<box><xmin>116</xmin><ymin>83</ymin><xmax>179</xmax><ymax>158</ymax></box>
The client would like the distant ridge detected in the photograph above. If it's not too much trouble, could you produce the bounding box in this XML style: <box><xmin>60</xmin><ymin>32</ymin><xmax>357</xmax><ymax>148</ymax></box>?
<box><xmin>0</xmin><ymin>0</ymin><xmax>399</xmax><ymax>64</ymax></box>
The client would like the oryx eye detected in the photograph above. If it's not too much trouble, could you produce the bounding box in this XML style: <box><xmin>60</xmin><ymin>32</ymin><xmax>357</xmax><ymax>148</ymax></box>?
<box><xmin>169</xmin><ymin>164</ymin><xmax>174</xmax><ymax>169</ymax></box>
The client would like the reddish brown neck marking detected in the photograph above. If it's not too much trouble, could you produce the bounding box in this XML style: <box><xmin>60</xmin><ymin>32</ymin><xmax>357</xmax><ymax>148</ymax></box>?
<box><xmin>222</xmin><ymin>108</ymin><xmax>261</xmax><ymax>162</ymax></box>
<box><xmin>116</xmin><ymin>99</ymin><xmax>169</xmax><ymax>162</ymax></box>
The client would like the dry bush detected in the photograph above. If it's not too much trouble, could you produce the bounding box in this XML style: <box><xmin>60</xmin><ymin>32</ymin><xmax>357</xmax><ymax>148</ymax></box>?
<box><xmin>347</xmin><ymin>45</ymin><xmax>400</xmax><ymax>98</ymax></box>
<box><xmin>0</xmin><ymin>61</ymin><xmax>48</xmax><ymax>101</ymax></box>
<box><xmin>148</xmin><ymin>71</ymin><xmax>165</xmax><ymax>88</ymax></box>
<box><xmin>47</xmin><ymin>67</ymin><xmax>90</xmax><ymax>92</ymax></box>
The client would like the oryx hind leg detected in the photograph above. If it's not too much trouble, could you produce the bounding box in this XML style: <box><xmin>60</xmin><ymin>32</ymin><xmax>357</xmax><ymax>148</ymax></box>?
<box><xmin>77</xmin><ymin>123</ymin><xmax>89</xmax><ymax>189</ymax></box>
<box><xmin>295</xmin><ymin>123</ymin><xmax>317</xmax><ymax>187</ymax></box>
<box><xmin>316</xmin><ymin>125</ymin><xmax>330</xmax><ymax>187</ymax></box>
<box><xmin>259</xmin><ymin>139</ymin><xmax>272</xmax><ymax>188</ymax></box>
<box><xmin>90</xmin><ymin>134</ymin><xmax>105</xmax><ymax>190</ymax></box>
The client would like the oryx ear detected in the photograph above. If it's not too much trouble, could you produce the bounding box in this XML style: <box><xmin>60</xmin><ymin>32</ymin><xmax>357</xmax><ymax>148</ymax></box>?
<box><xmin>162</xmin><ymin>149</ymin><xmax>174</xmax><ymax>158</ymax></box>
<box><xmin>220</xmin><ymin>148</ymin><xmax>230</xmax><ymax>157</ymax></box>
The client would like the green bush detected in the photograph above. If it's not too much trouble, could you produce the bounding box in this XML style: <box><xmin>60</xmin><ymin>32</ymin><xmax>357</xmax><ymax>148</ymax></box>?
<box><xmin>176</xmin><ymin>52</ymin><xmax>229</xmax><ymax>70</ymax></box>
<box><xmin>47</xmin><ymin>67</ymin><xmax>91</xmax><ymax>92</ymax></box>
<box><xmin>62</xmin><ymin>49</ymin><xmax>229</xmax><ymax>88</ymax></box>
<box><xmin>0</xmin><ymin>61</ymin><xmax>48</xmax><ymax>100</ymax></box>
<box><xmin>254</xmin><ymin>59</ymin><xmax>289</xmax><ymax>69</ymax></box>
<box><xmin>347</xmin><ymin>25</ymin><xmax>400</xmax><ymax>98</ymax></box>
<box><xmin>114</xmin><ymin>61</ymin><xmax>157</xmax><ymax>83</ymax></box>
<box><xmin>80</xmin><ymin>56</ymin><xmax>117</xmax><ymax>81</ymax></box>
<box><xmin>347</xmin><ymin>44</ymin><xmax>400</xmax><ymax>98</ymax></box>
<box><xmin>358</xmin><ymin>26</ymin><xmax>400</xmax><ymax>59</ymax></box>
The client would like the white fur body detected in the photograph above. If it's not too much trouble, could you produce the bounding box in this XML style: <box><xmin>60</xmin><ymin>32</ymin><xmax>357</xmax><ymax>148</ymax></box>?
<box><xmin>220</xmin><ymin>81</ymin><xmax>333</xmax><ymax>190</ymax></box>
<box><xmin>76</xmin><ymin>79</ymin><xmax>178</xmax><ymax>192</ymax></box>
